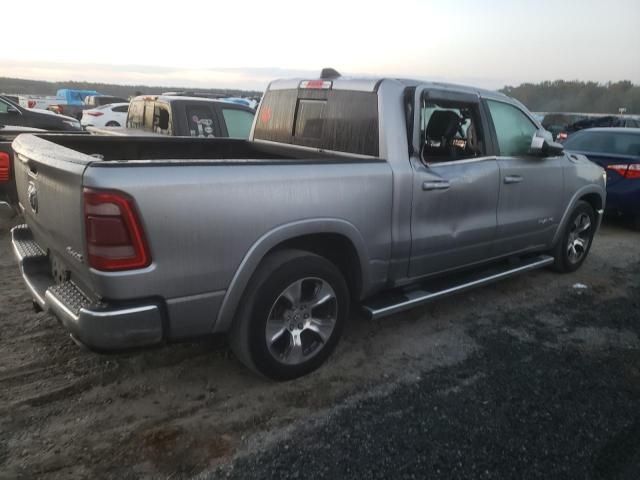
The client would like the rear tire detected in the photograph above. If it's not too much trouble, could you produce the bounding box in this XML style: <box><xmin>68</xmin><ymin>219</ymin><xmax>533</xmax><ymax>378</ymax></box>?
<box><xmin>552</xmin><ymin>201</ymin><xmax>596</xmax><ymax>273</ymax></box>
<box><xmin>106</xmin><ymin>121</ymin><xmax>120</xmax><ymax>127</ymax></box>
<box><xmin>229</xmin><ymin>249</ymin><xmax>349</xmax><ymax>381</ymax></box>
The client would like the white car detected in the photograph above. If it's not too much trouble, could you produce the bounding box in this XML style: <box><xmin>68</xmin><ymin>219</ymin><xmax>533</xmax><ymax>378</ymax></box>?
<box><xmin>81</xmin><ymin>102</ymin><xmax>129</xmax><ymax>128</ymax></box>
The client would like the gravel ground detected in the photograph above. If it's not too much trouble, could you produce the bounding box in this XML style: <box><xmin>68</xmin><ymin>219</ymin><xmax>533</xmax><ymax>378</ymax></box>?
<box><xmin>1</xmin><ymin>217</ymin><xmax>639</xmax><ymax>479</ymax></box>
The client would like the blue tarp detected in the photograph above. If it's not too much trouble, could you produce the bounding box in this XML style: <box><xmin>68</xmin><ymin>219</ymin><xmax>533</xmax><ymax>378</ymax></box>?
<box><xmin>56</xmin><ymin>89</ymin><xmax>100</xmax><ymax>105</ymax></box>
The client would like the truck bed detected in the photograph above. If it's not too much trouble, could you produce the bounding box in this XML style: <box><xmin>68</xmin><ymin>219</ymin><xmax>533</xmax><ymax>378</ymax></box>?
<box><xmin>10</xmin><ymin>133</ymin><xmax>392</xmax><ymax>341</ymax></box>
<box><xmin>23</xmin><ymin>134</ymin><xmax>370</xmax><ymax>163</ymax></box>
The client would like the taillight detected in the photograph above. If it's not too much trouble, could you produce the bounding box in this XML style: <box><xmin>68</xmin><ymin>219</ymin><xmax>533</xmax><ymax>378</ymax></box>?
<box><xmin>28</xmin><ymin>100</ymin><xmax>36</xmax><ymax>108</ymax></box>
<box><xmin>86</xmin><ymin>111</ymin><xmax>104</xmax><ymax>117</ymax></box>
<box><xmin>607</xmin><ymin>164</ymin><xmax>640</xmax><ymax>179</ymax></box>
<box><xmin>626</xmin><ymin>164</ymin><xmax>640</xmax><ymax>179</ymax></box>
<box><xmin>83</xmin><ymin>188</ymin><xmax>151</xmax><ymax>271</ymax></box>
<box><xmin>557</xmin><ymin>132</ymin><xmax>568</xmax><ymax>141</ymax></box>
<box><xmin>0</xmin><ymin>152</ymin><xmax>10</xmax><ymax>182</ymax></box>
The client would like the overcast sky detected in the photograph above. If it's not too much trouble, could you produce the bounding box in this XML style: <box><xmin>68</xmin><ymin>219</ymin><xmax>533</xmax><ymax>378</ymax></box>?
<box><xmin>2</xmin><ymin>0</ymin><xmax>639</xmax><ymax>91</ymax></box>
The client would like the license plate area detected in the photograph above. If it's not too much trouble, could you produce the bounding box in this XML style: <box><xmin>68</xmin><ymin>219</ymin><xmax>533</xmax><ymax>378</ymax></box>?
<box><xmin>50</xmin><ymin>254</ymin><xmax>71</xmax><ymax>285</ymax></box>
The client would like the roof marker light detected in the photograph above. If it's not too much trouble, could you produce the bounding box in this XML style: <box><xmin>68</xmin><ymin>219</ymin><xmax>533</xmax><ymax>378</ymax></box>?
<box><xmin>299</xmin><ymin>80</ymin><xmax>332</xmax><ymax>90</ymax></box>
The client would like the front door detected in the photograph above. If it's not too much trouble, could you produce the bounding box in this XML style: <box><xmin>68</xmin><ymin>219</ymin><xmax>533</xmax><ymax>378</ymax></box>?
<box><xmin>485</xmin><ymin>100</ymin><xmax>564</xmax><ymax>255</ymax></box>
<box><xmin>409</xmin><ymin>90</ymin><xmax>500</xmax><ymax>277</ymax></box>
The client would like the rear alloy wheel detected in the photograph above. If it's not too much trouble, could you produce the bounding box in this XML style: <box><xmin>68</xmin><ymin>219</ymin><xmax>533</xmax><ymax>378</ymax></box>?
<box><xmin>266</xmin><ymin>277</ymin><xmax>338</xmax><ymax>366</ymax></box>
<box><xmin>230</xmin><ymin>249</ymin><xmax>349</xmax><ymax>380</ymax></box>
<box><xmin>105</xmin><ymin>121</ymin><xmax>120</xmax><ymax>127</ymax></box>
<box><xmin>552</xmin><ymin>201</ymin><xmax>596</xmax><ymax>273</ymax></box>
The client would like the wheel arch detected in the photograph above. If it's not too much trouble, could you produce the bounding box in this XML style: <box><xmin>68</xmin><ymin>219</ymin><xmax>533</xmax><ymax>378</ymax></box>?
<box><xmin>214</xmin><ymin>218</ymin><xmax>371</xmax><ymax>333</ymax></box>
<box><xmin>552</xmin><ymin>185</ymin><xmax>605</xmax><ymax>247</ymax></box>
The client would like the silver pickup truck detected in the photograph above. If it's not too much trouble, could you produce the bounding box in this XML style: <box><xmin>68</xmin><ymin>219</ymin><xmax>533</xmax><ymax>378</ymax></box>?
<box><xmin>10</xmin><ymin>70</ymin><xmax>606</xmax><ymax>380</ymax></box>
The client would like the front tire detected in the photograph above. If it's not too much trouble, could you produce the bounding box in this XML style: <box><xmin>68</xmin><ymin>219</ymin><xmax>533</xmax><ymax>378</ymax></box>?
<box><xmin>229</xmin><ymin>249</ymin><xmax>349</xmax><ymax>380</ymax></box>
<box><xmin>552</xmin><ymin>201</ymin><xmax>596</xmax><ymax>273</ymax></box>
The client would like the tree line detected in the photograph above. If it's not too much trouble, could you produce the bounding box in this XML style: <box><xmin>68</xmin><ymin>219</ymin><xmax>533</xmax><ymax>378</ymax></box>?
<box><xmin>0</xmin><ymin>77</ymin><xmax>261</xmax><ymax>100</ymax></box>
<box><xmin>3</xmin><ymin>76</ymin><xmax>639</xmax><ymax>114</ymax></box>
<box><xmin>500</xmin><ymin>80</ymin><xmax>640</xmax><ymax>114</ymax></box>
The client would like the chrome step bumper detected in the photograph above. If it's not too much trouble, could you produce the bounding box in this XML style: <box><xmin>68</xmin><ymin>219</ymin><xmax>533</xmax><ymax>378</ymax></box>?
<box><xmin>363</xmin><ymin>254</ymin><xmax>554</xmax><ymax>320</ymax></box>
<box><xmin>11</xmin><ymin>224</ymin><xmax>164</xmax><ymax>350</ymax></box>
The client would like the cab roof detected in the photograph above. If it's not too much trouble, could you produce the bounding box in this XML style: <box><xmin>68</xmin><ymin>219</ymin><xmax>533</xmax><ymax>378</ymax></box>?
<box><xmin>267</xmin><ymin>75</ymin><xmax>510</xmax><ymax>102</ymax></box>
<box><xmin>130</xmin><ymin>94</ymin><xmax>253</xmax><ymax>107</ymax></box>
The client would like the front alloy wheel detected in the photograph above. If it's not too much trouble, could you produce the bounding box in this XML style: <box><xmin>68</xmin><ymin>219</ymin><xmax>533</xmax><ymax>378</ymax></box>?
<box><xmin>566</xmin><ymin>212</ymin><xmax>592</xmax><ymax>264</ymax></box>
<box><xmin>552</xmin><ymin>200</ymin><xmax>596</xmax><ymax>273</ymax></box>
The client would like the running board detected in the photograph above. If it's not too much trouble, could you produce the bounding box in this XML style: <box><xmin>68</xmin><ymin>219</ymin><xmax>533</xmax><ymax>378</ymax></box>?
<box><xmin>362</xmin><ymin>254</ymin><xmax>554</xmax><ymax>320</ymax></box>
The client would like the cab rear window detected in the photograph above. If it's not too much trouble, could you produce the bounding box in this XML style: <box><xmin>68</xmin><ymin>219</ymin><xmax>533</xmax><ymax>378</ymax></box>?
<box><xmin>253</xmin><ymin>88</ymin><xmax>379</xmax><ymax>156</ymax></box>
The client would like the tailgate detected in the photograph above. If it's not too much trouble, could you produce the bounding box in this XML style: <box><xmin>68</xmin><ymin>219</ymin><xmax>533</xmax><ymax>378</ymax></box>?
<box><xmin>12</xmin><ymin>134</ymin><xmax>94</xmax><ymax>290</ymax></box>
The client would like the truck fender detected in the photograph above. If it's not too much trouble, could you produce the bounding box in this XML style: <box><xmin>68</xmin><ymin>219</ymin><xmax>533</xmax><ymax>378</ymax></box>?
<box><xmin>551</xmin><ymin>185</ymin><xmax>605</xmax><ymax>247</ymax></box>
<box><xmin>214</xmin><ymin>218</ymin><xmax>371</xmax><ymax>333</ymax></box>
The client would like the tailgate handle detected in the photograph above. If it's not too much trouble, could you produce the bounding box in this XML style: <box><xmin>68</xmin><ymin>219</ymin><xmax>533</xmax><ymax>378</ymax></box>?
<box><xmin>28</xmin><ymin>165</ymin><xmax>38</xmax><ymax>176</ymax></box>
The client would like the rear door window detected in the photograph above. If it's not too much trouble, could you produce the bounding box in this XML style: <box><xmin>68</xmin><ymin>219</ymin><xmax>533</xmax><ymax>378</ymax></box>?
<box><xmin>185</xmin><ymin>104</ymin><xmax>217</xmax><ymax>137</ymax></box>
<box><xmin>221</xmin><ymin>108</ymin><xmax>254</xmax><ymax>138</ymax></box>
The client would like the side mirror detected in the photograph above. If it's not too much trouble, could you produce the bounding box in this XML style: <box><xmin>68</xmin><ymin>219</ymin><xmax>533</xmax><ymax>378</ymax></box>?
<box><xmin>530</xmin><ymin>131</ymin><xmax>563</xmax><ymax>156</ymax></box>
<box><xmin>7</xmin><ymin>106</ymin><xmax>20</xmax><ymax>114</ymax></box>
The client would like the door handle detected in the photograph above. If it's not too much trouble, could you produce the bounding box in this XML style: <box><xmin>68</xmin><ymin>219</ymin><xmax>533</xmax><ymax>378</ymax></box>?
<box><xmin>423</xmin><ymin>180</ymin><xmax>451</xmax><ymax>191</ymax></box>
<box><xmin>504</xmin><ymin>175</ymin><xmax>523</xmax><ymax>184</ymax></box>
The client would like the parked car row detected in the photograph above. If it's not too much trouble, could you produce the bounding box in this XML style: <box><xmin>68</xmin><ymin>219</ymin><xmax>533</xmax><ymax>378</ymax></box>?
<box><xmin>47</xmin><ymin>90</ymin><xmax>129</xmax><ymax>120</ymax></box>
<box><xmin>8</xmin><ymin>69</ymin><xmax>609</xmax><ymax>380</ymax></box>
<box><xmin>539</xmin><ymin>112</ymin><xmax>640</xmax><ymax>141</ymax></box>
<box><xmin>563</xmin><ymin>128</ymin><xmax>640</xmax><ymax>229</ymax></box>
<box><xmin>88</xmin><ymin>94</ymin><xmax>255</xmax><ymax>138</ymax></box>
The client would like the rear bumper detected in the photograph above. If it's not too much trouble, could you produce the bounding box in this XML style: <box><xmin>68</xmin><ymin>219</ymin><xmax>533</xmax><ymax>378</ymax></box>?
<box><xmin>11</xmin><ymin>224</ymin><xmax>164</xmax><ymax>350</ymax></box>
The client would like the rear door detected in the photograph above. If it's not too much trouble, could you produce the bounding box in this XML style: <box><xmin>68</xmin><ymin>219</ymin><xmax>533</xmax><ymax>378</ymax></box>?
<box><xmin>409</xmin><ymin>88</ymin><xmax>500</xmax><ymax>277</ymax></box>
<box><xmin>485</xmin><ymin>99</ymin><xmax>564</xmax><ymax>256</ymax></box>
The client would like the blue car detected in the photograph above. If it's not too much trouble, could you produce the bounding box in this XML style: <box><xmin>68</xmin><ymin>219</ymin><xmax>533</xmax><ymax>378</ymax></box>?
<box><xmin>564</xmin><ymin>128</ymin><xmax>640</xmax><ymax>230</ymax></box>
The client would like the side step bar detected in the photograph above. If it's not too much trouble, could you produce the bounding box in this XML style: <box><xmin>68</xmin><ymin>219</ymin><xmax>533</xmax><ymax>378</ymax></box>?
<box><xmin>363</xmin><ymin>254</ymin><xmax>554</xmax><ymax>320</ymax></box>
